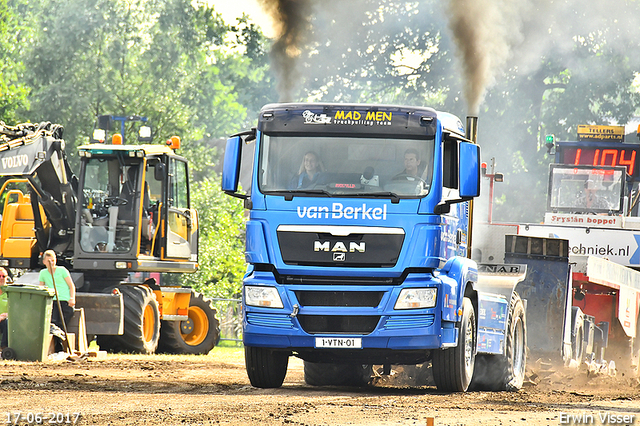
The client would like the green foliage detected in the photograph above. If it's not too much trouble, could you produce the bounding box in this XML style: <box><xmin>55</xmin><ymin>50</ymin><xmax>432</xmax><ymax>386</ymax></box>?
<box><xmin>13</xmin><ymin>0</ymin><xmax>263</xmax><ymax>168</ymax></box>
<box><xmin>0</xmin><ymin>0</ymin><xmax>29</xmax><ymax>121</ymax></box>
<box><xmin>2</xmin><ymin>0</ymin><xmax>273</xmax><ymax>297</ymax></box>
<box><xmin>178</xmin><ymin>176</ymin><xmax>246</xmax><ymax>298</ymax></box>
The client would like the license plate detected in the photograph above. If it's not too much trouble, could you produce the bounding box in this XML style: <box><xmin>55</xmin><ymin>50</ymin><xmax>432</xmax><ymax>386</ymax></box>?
<box><xmin>315</xmin><ymin>337</ymin><xmax>362</xmax><ymax>348</ymax></box>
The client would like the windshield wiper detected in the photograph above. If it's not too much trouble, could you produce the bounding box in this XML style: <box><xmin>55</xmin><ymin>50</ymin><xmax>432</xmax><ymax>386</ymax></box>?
<box><xmin>264</xmin><ymin>189</ymin><xmax>403</xmax><ymax>203</ymax></box>
<box><xmin>361</xmin><ymin>191</ymin><xmax>401</xmax><ymax>203</ymax></box>
<box><xmin>264</xmin><ymin>189</ymin><xmax>332</xmax><ymax>200</ymax></box>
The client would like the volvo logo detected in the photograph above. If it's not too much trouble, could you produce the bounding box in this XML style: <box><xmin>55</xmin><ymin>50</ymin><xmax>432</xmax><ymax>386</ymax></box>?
<box><xmin>314</xmin><ymin>241</ymin><xmax>365</xmax><ymax>253</ymax></box>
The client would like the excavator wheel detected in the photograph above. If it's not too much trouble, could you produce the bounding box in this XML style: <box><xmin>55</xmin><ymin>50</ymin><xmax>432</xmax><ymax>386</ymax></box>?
<box><xmin>157</xmin><ymin>291</ymin><xmax>220</xmax><ymax>355</ymax></box>
<box><xmin>97</xmin><ymin>285</ymin><xmax>160</xmax><ymax>354</ymax></box>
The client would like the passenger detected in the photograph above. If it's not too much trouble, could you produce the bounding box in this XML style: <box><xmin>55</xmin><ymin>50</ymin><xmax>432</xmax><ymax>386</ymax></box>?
<box><xmin>290</xmin><ymin>151</ymin><xmax>325</xmax><ymax>189</ymax></box>
<box><xmin>39</xmin><ymin>250</ymin><xmax>75</xmax><ymax>335</ymax></box>
<box><xmin>0</xmin><ymin>268</ymin><xmax>9</xmax><ymax>349</ymax></box>
<box><xmin>393</xmin><ymin>148</ymin><xmax>423</xmax><ymax>180</ymax></box>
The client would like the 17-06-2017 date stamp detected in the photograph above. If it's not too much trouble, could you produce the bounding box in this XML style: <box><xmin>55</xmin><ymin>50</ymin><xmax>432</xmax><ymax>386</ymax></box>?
<box><xmin>4</xmin><ymin>412</ymin><xmax>81</xmax><ymax>425</ymax></box>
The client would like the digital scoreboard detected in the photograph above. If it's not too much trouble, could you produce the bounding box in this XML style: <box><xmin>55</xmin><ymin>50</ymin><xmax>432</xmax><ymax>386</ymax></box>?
<box><xmin>554</xmin><ymin>125</ymin><xmax>640</xmax><ymax>179</ymax></box>
<box><xmin>557</xmin><ymin>143</ymin><xmax>640</xmax><ymax>178</ymax></box>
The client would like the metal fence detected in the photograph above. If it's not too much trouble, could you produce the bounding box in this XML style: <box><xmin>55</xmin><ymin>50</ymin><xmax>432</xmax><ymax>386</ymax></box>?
<box><xmin>211</xmin><ymin>298</ymin><xmax>242</xmax><ymax>345</ymax></box>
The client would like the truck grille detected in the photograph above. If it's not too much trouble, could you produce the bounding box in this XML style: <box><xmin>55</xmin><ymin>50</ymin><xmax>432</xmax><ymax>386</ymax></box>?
<box><xmin>297</xmin><ymin>315</ymin><xmax>380</xmax><ymax>334</ymax></box>
<box><xmin>294</xmin><ymin>291</ymin><xmax>383</xmax><ymax>307</ymax></box>
<box><xmin>277</xmin><ymin>227</ymin><xmax>404</xmax><ymax>267</ymax></box>
<box><xmin>384</xmin><ymin>314</ymin><xmax>435</xmax><ymax>329</ymax></box>
<box><xmin>246</xmin><ymin>312</ymin><xmax>294</xmax><ymax>329</ymax></box>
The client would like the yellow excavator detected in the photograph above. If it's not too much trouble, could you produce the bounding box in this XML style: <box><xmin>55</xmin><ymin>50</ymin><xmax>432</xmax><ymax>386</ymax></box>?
<box><xmin>0</xmin><ymin>117</ymin><xmax>219</xmax><ymax>354</ymax></box>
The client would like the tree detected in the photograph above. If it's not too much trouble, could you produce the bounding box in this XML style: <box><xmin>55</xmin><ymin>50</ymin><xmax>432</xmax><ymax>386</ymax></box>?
<box><xmin>0</xmin><ymin>0</ymin><xmax>29</xmax><ymax>121</ymax></box>
<box><xmin>178</xmin><ymin>176</ymin><xmax>246</xmax><ymax>298</ymax></box>
<box><xmin>9</xmin><ymin>0</ymin><xmax>272</xmax><ymax>298</ymax></box>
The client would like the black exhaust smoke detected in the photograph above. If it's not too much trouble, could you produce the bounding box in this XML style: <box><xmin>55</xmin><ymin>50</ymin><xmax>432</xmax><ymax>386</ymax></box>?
<box><xmin>446</xmin><ymin>0</ymin><xmax>529</xmax><ymax>115</ymax></box>
<box><xmin>259</xmin><ymin>0</ymin><xmax>313</xmax><ymax>102</ymax></box>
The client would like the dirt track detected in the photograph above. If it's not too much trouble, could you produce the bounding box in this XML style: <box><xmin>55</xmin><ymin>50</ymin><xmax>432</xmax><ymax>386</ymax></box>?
<box><xmin>0</xmin><ymin>348</ymin><xmax>639</xmax><ymax>426</ymax></box>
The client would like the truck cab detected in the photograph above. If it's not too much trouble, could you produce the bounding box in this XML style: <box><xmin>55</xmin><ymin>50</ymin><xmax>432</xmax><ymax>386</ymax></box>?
<box><xmin>224</xmin><ymin>103</ymin><xmax>526</xmax><ymax>391</ymax></box>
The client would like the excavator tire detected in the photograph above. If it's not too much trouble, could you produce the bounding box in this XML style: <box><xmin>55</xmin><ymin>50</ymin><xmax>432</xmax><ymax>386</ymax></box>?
<box><xmin>157</xmin><ymin>292</ymin><xmax>220</xmax><ymax>355</ymax></box>
<box><xmin>97</xmin><ymin>285</ymin><xmax>160</xmax><ymax>354</ymax></box>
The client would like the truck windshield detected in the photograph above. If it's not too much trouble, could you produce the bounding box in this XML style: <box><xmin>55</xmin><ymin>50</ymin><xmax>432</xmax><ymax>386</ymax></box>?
<box><xmin>259</xmin><ymin>134</ymin><xmax>435</xmax><ymax>198</ymax></box>
<box><xmin>548</xmin><ymin>165</ymin><xmax>625</xmax><ymax>213</ymax></box>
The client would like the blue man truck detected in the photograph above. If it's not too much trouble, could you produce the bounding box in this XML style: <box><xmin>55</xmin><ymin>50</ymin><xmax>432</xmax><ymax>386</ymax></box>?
<box><xmin>222</xmin><ymin>103</ymin><xmax>527</xmax><ymax>391</ymax></box>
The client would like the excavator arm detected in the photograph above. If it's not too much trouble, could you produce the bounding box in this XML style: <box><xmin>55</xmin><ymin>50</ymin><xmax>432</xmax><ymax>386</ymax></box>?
<box><xmin>0</xmin><ymin>121</ymin><xmax>77</xmax><ymax>266</ymax></box>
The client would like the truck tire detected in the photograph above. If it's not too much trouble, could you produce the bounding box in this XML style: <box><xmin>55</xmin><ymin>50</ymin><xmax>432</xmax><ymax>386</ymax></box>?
<box><xmin>157</xmin><ymin>292</ymin><xmax>220</xmax><ymax>354</ymax></box>
<box><xmin>303</xmin><ymin>361</ymin><xmax>372</xmax><ymax>387</ymax></box>
<box><xmin>470</xmin><ymin>293</ymin><xmax>527</xmax><ymax>391</ymax></box>
<box><xmin>566</xmin><ymin>306</ymin><xmax>585</xmax><ymax>367</ymax></box>
<box><xmin>97</xmin><ymin>285</ymin><xmax>160</xmax><ymax>354</ymax></box>
<box><xmin>245</xmin><ymin>346</ymin><xmax>289</xmax><ymax>388</ymax></box>
<box><xmin>433</xmin><ymin>297</ymin><xmax>476</xmax><ymax>392</ymax></box>
<box><xmin>571</xmin><ymin>321</ymin><xmax>584</xmax><ymax>366</ymax></box>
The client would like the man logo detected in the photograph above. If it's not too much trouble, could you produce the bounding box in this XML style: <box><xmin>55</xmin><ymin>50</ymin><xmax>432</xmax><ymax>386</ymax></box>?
<box><xmin>314</xmin><ymin>241</ymin><xmax>365</xmax><ymax>253</ymax></box>
<box><xmin>333</xmin><ymin>252</ymin><xmax>346</xmax><ymax>261</ymax></box>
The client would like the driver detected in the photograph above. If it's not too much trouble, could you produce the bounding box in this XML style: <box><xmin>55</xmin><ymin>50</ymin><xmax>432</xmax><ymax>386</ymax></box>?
<box><xmin>393</xmin><ymin>148</ymin><xmax>422</xmax><ymax>180</ymax></box>
<box><xmin>289</xmin><ymin>151</ymin><xmax>325</xmax><ymax>189</ymax></box>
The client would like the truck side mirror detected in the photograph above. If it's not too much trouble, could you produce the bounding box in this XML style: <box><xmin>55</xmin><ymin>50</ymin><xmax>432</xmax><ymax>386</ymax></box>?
<box><xmin>459</xmin><ymin>142</ymin><xmax>480</xmax><ymax>199</ymax></box>
<box><xmin>222</xmin><ymin>136</ymin><xmax>247</xmax><ymax>199</ymax></box>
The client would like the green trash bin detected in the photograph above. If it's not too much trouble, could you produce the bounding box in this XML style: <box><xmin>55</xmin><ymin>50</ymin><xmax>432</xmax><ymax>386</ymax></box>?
<box><xmin>3</xmin><ymin>285</ymin><xmax>55</xmax><ymax>361</ymax></box>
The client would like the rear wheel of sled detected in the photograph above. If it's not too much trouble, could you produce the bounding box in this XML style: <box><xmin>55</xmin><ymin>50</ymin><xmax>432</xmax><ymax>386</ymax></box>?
<box><xmin>245</xmin><ymin>346</ymin><xmax>289</xmax><ymax>388</ymax></box>
<box><xmin>433</xmin><ymin>297</ymin><xmax>476</xmax><ymax>392</ymax></box>
<box><xmin>470</xmin><ymin>292</ymin><xmax>527</xmax><ymax>391</ymax></box>
<box><xmin>303</xmin><ymin>361</ymin><xmax>372</xmax><ymax>387</ymax></box>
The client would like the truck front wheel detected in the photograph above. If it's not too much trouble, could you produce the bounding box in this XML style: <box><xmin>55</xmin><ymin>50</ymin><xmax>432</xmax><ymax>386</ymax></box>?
<box><xmin>245</xmin><ymin>346</ymin><xmax>289</xmax><ymax>388</ymax></box>
<box><xmin>433</xmin><ymin>297</ymin><xmax>476</xmax><ymax>392</ymax></box>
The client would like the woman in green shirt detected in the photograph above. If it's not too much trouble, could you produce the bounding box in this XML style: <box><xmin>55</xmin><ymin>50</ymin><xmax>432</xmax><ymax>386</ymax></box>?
<box><xmin>38</xmin><ymin>250</ymin><xmax>76</xmax><ymax>331</ymax></box>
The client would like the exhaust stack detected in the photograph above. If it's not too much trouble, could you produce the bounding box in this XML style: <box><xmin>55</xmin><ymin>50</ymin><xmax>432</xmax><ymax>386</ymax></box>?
<box><xmin>465</xmin><ymin>116</ymin><xmax>478</xmax><ymax>259</ymax></box>
<box><xmin>466</xmin><ymin>116</ymin><xmax>478</xmax><ymax>143</ymax></box>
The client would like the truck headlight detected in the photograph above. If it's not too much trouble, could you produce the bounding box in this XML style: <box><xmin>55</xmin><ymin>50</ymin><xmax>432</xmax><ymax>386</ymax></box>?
<box><xmin>244</xmin><ymin>286</ymin><xmax>284</xmax><ymax>309</ymax></box>
<box><xmin>394</xmin><ymin>288</ymin><xmax>437</xmax><ymax>310</ymax></box>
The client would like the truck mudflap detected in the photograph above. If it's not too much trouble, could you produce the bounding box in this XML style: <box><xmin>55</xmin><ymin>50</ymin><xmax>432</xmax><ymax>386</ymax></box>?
<box><xmin>476</xmin><ymin>293</ymin><xmax>509</xmax><ymax>354</ymax></box>
<box><xmin>476</xmin><ymin>263</ymin><xmax>526</xmax><ymax>354</ymax></box>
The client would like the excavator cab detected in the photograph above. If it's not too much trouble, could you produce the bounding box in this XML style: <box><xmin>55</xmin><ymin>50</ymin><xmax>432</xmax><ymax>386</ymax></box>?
<box><xmin>73</xmin><ymin>144</ymin><xmax>198</xmax><ymax>273</ymax></box>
